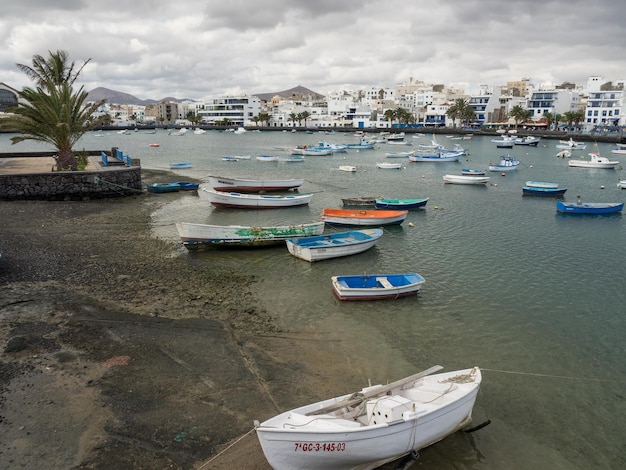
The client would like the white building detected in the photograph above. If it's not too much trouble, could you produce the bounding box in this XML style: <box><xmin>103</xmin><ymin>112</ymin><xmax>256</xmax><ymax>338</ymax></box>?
<box><xmin>197</xmin><ymin>96</ymin><xmax>261</xmax><ymax>126</ymax></box>
<box><xmin>584</xmin><ymin>76</ymin><xmax>624</xmax><ymax>129</ymax></box>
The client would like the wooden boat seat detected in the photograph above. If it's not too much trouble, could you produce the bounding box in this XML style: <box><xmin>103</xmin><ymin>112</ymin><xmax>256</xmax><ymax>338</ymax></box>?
<box><xmin>376</xmin><ymin>277</ymin><xmax>394</xmax><ymax>289</ymax></box>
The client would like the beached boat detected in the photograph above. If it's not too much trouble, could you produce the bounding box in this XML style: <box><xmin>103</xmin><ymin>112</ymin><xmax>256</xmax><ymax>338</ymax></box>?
<box><xmin>376</xmin><ymin>162</ymin><xmax>403</xmax><ymax>169</ymax></box>
<box><xmin>568</xmin><ymin>153</ymin><xmax>619</xmax><ymax>169</ymax></box>
<box><xmin>200</xmin><ymin>187</ymin><xmax>313</xmax><ymax>209</ymax></box>
<box><xmin>385</xmin><ymin>150</ymin><xmax>415</xmax><ymax>158</ymax></box>
<box><xmin>461</xmin><ymin>168</ymin><xmax>486</xmax><ymax>176</ymax></box>
<box><xmin>331</xmin><ymin>273</ymin><xmax>426</xmax><ymax>300</ymax></box>
<box><xmin>206</xmin><ymin>176</ymin><xmax>304</xmax><ymax>192</ymax></box>
<box><xmin>488</xmin><ymin>154</ymin><xmax>520</xmax><ymax>171</ymax></box>
<box><xmin>146</xmin><ymin>182</ymin><xmax>181</xmax><ymax>193</ymax></box>
<box><xmin>522</xmin><ymin>181</ymin><xmax>567</xmax><ymax>197</ymax></box>
<box><xmin>341</xmin><ymin>196</ymin><xmax>381</xmax><ymax>207</ymax></box>
<box><xmin>175</xmin><ymin>221</ymin><xmax>325</xmax><ymax>249</ymax></box>
<box><xmin>286</xmin><ymin>228</ymin><xmax>383</xmax><ymax>262</ymax></box>
<box><xmin>514</xmin><ymin>136</ymin><xmax>541</xmax><ymax>146</ymax></box>
<box><xmin>172</xmin><ymin>181</ymin><xmax>199</xmax><ymax>191</ymax></box>
<box><xmin>169</xmin><ymin>162</ymin><xmax>192</xmax><ymax>169</ymax></box>
<box><xmin>556</xmin><ymin>138</ymin><xmax>587</xmax><ymax>150</ymax></box>
<box><xmin>255</xmin><ymin>366</ymin><xmax>482</xmax><ymax>470</ymax></box>
<box><xmin>374</xmin><ymin>197</ymin><xmax>428</xmax><ymax>210</ymax></box>
<box><xmin>556</xmin><ymin>201</ymin><xmax>623</xmax><ymax>214</ymax></box>
<box><xmin>408</xmin><ymin>150</ymin><xmax>463</xmax><ymax>162</ymax></box>
<box><xmin>321</xmin><ymin>208</ymin><xmax>408</xmax><ymax>226</ymax></box>
<box><xmin>443</xmin><ymin>174</ymin><xmax>490</xmax><ymax>185</ymax></box>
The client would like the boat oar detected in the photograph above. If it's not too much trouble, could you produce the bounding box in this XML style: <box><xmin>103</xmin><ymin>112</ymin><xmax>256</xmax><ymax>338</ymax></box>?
<box><xmin>305</xmin><ymin>365</ymin><xmax>444</xmax><ymax>416</ymax></box>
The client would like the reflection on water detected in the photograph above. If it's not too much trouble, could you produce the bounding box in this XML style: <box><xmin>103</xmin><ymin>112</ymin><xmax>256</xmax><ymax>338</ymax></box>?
<box><xmin>2</xmin><ymin>130</ymin><xmax>625</xmax><ymax>469</ymax></box>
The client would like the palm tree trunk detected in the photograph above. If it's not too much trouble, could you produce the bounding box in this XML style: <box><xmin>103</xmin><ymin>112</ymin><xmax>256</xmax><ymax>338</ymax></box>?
<box><xmin>56</xmin><ymin>149</ymin><xmax>78</xmax><ymax>171</ymax></box>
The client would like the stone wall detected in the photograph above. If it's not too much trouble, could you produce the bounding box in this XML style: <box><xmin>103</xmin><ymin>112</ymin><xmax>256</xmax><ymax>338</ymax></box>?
<box><xmin>0</xmin><ymin>165</ymin><xmax>143</xmax><ymax>200</ymax></box>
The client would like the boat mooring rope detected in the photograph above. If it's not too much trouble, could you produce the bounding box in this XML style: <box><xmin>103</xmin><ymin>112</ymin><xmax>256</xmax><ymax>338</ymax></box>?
<box><xmin>94</xmin><ymin>176</ymin><xmax>145</xmax><ymax>194</ymax></box>
<box><xmin>196</xmin><ymin>426</ymin><xmax>257</xmax><ymax>469</ymax></box>
<box><xmin>481</xmin><ymin>368</ymin><xmax>626</xmax><ymax>384</ymax></box>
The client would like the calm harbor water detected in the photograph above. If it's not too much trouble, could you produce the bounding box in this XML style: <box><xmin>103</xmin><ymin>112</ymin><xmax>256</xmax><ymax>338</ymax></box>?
<box><xmin>3</xmin><ymin>129</ymin><xmax>626</xmax><ymax>469</ymax></box>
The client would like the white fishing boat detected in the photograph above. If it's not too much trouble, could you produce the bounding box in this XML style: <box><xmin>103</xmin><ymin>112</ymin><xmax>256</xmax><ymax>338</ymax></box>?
<box><xmin>255</xmin><ymin>366</ymin><xmax>482</xmax><ymax>470</ymax></box>
<box><xmin>488</xmin><ymin>154</ymin><xmax>520</xmax><ymax>171</ymax></box>
<box><xmin>556</xmin><ymin>138</ymin><xmax>587</xmax><ymax>150</ymax></box>
<box><xmin>200</xmin><ymin>186</ymin><xmax>313</xmax><ymax>209</ymax></box>
<box><xmin>339</xmin><ymin>165</ymin><xmax>357</xmax><ymax>172</ymax></box>
<box><xmin>568</xmin><ymin>153</ymin><xmax>619</xmax><ymax>169</ymax></box>
<box><xmin>206</xmin><ymin>176</ymin><xmax>304</xmax><ymax>192</ymax></box>
<box><xmin>385</xmin><ymin>150</ymin><xmax>415</xmax><ymax>158</ymax></box>
<box><xmin>256</xmin><ymin>155</ymin><xmax>279</xmax><ymax>162</ymax></box>
<box><xmin>175</xmin><ymin>221</ymin><xmax>324</xmax><ymax>249</ymax></box>
<box><xmin>443</xmin><ymin>174</ymin><xmax>490</xmax><ymax>185</ymax></box>
<box><xmin>285</xmin><ymin>228</ymin><xmax>383</xmax><ymax>262</ymax></box>
<box><xmin>610</xmin><ymin>143</ymin><xmax>626</xmax><ymax>155</ymax></box>
<box><xmin>376</xmin><ymin>162</ymin><xmax>403</xmax><ymax>169</ymax></box>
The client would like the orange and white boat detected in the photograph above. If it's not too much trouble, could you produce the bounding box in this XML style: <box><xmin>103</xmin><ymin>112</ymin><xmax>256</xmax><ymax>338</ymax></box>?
<box><xmin>321</xmin><ymin>208</ymin><xmax>408</xmax><ymax>226</ymax></box>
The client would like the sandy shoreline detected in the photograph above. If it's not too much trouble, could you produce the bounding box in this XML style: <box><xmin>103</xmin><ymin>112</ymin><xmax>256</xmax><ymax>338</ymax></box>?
<box><xmin>0</xmin><ymin>170</ymin><xmax>300</xmax><ymax>469</ymax></box>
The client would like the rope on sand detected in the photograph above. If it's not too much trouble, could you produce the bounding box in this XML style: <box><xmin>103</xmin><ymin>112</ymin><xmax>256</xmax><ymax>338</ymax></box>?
<box><xmin>481</xmin><ymin>368</ymin><xmax>626</xmax><ymax>384</ymax></box>
<box><xmin>196</xmin><ymin>427</ymin><xmax>256</xmax><ymax>469</ymax></box>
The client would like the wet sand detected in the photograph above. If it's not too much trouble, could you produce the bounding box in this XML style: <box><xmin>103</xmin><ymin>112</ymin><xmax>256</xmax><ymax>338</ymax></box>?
<box><xmin>0</xmin><ymin>169</ymin><xmax>325</xmax><ymax>469</ymax></box>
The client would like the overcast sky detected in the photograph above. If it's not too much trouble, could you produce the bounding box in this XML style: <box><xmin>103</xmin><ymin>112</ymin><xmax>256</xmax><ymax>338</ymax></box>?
<box><xmin>1</xmin><ymin>0</ymin><xmax>624</xmax><ymax>101</ymax></box>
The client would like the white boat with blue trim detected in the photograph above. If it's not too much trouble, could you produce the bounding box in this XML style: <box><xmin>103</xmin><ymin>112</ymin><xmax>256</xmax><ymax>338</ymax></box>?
<box><xmin>285</xmin><ymin>228</ymin><xmax>383</xmax><ymax>262</ymax></box>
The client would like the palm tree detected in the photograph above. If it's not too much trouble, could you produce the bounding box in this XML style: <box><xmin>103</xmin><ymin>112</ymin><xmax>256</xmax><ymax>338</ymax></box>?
<box><xmin>509</xmin><ymin>105</ymin><xmax>531</xmax><ymax>128</ymax></box>
<box><xmin>383</xmin><ymin>108</ymin><xmax>397</xmax><ymax>127</ymax></box>
<box><xmin>299</xmin><ymin>110</ymin><xmax>311</xmax><ymax>127</ymax></box>
<box><xmin>446</xmin><ymin>98</ymin><xmax>469</xmax><ymax>128</ymax></box>
<box><xmin>2</xmin><ymin>50</ymin><xmax>104</xmax><ymax>170</ymax></box>
<box><xmin>288</xmin><ymin>112</ymin><xmax>298</xmax><ymax>128</ymax></box>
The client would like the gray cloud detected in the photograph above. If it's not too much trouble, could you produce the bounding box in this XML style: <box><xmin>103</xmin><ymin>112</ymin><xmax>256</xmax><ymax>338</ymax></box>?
<box><xmin>1</xmin><ymin>0</ymin><xmax>624</xmax><ymax>100</ymax></box>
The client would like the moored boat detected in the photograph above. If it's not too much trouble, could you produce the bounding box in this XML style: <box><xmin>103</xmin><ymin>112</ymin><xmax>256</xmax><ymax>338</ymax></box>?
<box><xmin>514</xmin><ymin>136</ymin><xmax>541</xmax><ymax>146</ymax></box>
<box><xmin>443</xmin><ymin>174</ymin><xmax>490</xmax><ymax>185</ymax></box>
<box><xmin>556</xmin><ymin>138</ymin><xmax>587</xmax><ymax>150</ymax></box>
<box><xmin>568</xmin><ymin>153</ymin><xmax>619</xmax><ymax>169</ymax></box>
<box><xmin>385</xmin><ymin>150</ymin><xmax>415</xmax><ymax>158</ymax></box>
<box><xmin>461</xmin><ymin>168</ymin><xmax>486</xmax><ymax>176</ymax></box>
<box><xmin>206</xmin><ymin>176</ymin><xmax>304</xmax><ymax>192</ymax></box>
<box><xmin>490</xmin><ymin>135</ymin><xmax>515</xmax><ymax>148</ymax></box>
<box><xmin>408</xmin><ymin>150</ymin><xmax>463</xmax><ymax>162</ymax></box>
<box><xmin>256</xmin><ymin>155</ymin><xmax>279</xmax><ymax>162</ymax></box>
<box><xmin>618</xmin><ymin>180</ymin><xmax>626</xmax><ymax>189</ymax></box>
<box><xmin>332</xmin><ymin>273</ymin><xmax>425</xmax><ymax>300</ymax></box>
<box><xmin>175</xmin><ymin>221</ymin><xmax>325</xmax><ymax>249</ymax></box>
<box><xmin>200</xmin><ymin>186</ymin><xmax>313</xmax><ymax>209</ymax></box>
<box><xmin>285</xmin><ymin>228</ymin><xmax>383</xmax><ymax>262</ymax></box>
<box><xmin>341</xmin><ymin>196</ymin><xmax>381</xmax><ymax>207</ymax></box>
<box><xmin>376</xmin><ymin>162</ymin><xmax>403</xmax><ymax>169</ymax></box>
<box><xmin>610</xmin><ymin>143</ymin><xmax>626</xmax><ymax>155</ymax></box>
<box><xmin>321</xmin><ymin>208</ymin><xmax>408</xmax><ymax>226</ymax></box>
<box><xmin>374</xmin><ymin>197</ymin><xmax>428</xmax><ymax>210</ymax></box>
<box><xmin>556</xmin><ymin>201</ymin><xmax>623</xmax><ymax>214</ymax></box>
<box><xmin>522</xmin><ymin>182</ymin><xmax>567</xmax><ymax>197</ymax></box>
<box><xmin>255</xmin><ymin>366</ymin><xmax>482</xmax><ymax>470</ymax></box>
<box><xmin>488</xmin><ymin>154</ymin><xmax>520</xmax><ymax>171</ymax></box>
<box><xmin>339</xmin><ymin>165</ymin><xmax>357</xmax><ymax>172</ymax></box>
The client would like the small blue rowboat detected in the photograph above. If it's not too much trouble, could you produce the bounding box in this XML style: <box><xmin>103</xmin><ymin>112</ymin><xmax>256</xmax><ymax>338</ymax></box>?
<box><xmin>146</xmin><ymin>182</ymin><xmax>181</xmax><ymax>193</ymax></box>
<box><xmin>169</xmin><ymin>162</ymin><xmax>193</xmax><ymax>169</ymax></box>
<box><xmin>331</xmin><ymin>273</ymin><xmax>426</xmax><ymax>300</ymax></box>
<box><xmin>523</xmin><ymin>182</ymin><xmax>566</xmax><ymax>197</ymax></box>
<box><xmin>556</xmin><ymin>201</ymin><xmax>623</xmax><ymax>214</ymax></box>
<box><xmin>461</xmin><ymin>168</ymin><xmax>486</xmax><ymax>176</ymax></box>
<box><xmin>172</xmin><ymin>181</ymin><xmax>199</xmax><ymax>190</ymax></box>
<box><xmin>374</xmin><ymin>197</ymin><xmax>428</xmax><ymax>210</ymax></box>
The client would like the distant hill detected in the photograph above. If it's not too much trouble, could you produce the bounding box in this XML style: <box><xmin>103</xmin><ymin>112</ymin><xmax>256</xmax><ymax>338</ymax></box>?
<box><xmin>86</xmin><ymin>87</ymin><xmax>192</xmax><ymax>105</ymax></box>
<box><xmin>254</xmin><ymin>85</ymin><xmax>325</xmax><ymax>102</ymax></box>
<box><xmin>86</xmin><ymin>85</ymin><xmax>325</xmax><ymax>105</ymax></box>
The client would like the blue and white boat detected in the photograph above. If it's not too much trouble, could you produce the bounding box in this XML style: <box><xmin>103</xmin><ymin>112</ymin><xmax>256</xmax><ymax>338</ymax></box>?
<box><xmin>146</xmin><ymin>182</ymin><xmax>181</xmax><ymax>193</ymax></box>
<box><xmin>345</xmin><ymin>138</ymin><xmax>376</xmax><ymax>149</ymax></box>
<box><xmin>522</xmin><ymin>181</ymin><xmax>566</xmax><ymax>197</ymax></box>
<box><xmin>331</xmin><ymin>273</ymin><xmax>425</xmax><ymax>300</ymax></box>
<box><xmin>556</xmin><ymin>201</ymin><xmax>624</xmax><ymax>214</ymax></box>
<box><xmin>461</xmin><ymin>168</ymin><xmax>486</xmax><ymax>176</ymax></box>
<box><xmin>408</xmin><ymin>150</ymin><xmax>463</xmax><ymax>162</ymax></box>
<box><xmin>285</xmin><ymin>228</ymin><xmax>383</xmax><ymax>262</ymax></box>
<box><xmin>488</xmin><ymin>154</ymin><xmax>520</xmax><ymax>172</ymax></box>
